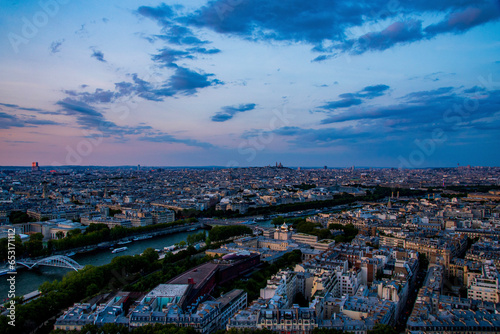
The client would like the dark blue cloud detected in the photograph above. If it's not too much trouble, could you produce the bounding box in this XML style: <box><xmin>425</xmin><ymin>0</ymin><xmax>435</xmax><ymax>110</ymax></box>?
<box><xmin>186</xmin><ymin>47</ymin><xmax>221</xmax><ymax>55</ymax></box>
<box><xmin>0</xmin><ymin>102</ymin><xmax>44</xmax><ymax>112</ymax></box>
<box><xmin>139</xmin><ymin>134</ymin><xmax>215</xmax><ymax>149</ymax></box>
<box><xmin>4</xmin><ymin>140</ymin><xmax>35</xmax><ymax>144</ymax></box>
<box><xmin>91</xmin><ymin>49</ymin><xmax>106</xmax><ymax>62</ymax></box>
<box><xmin>425</xmin><ymin>3</ymin><xmax>500</xmax><ymax>37</ymax></box>
<box><xmin>182</xmin><ymin>0</ymin><xmax>499</xmax><ymax>56</ymax></box>
<box><xmin>167</xmin><ymin>65</ymin><xmax>222</xmax><ymax>95</ymax></box>
<box><xmin>0</xmin><ymin>110</ymin><xmax>60</xmax><ymax>129</ymax></box>
<box><xmin>244</xmin><ymin>125</ymin><xmax>373</xmax><ymax>147</ymax></box>
<box><xmin>319</xmin><ymin>87</ymin><xmax>500</xmax><ymax>137</ymax></box>
<box><xmin>137</xmin><ymin>3</ymin><xmax>174</xmax><ymax>21</ymax></box>
<box><xmin>55</xmin><ymin>98</ymin><xmax>154</xmax><ymax>137</ymax></box>
<box><xmin>150</xmin><ymin>46</ymin><xmax>221</xmax><ymax>67</ymax></box>
<box><xmin>55</xmin><ymin>99</ymin><xmax>213</xmax><ymax>148</ymax></box>
<box><xmin>50</xmin><ymin>39</ymin><xmax>64</xmax><ymax>54</ymax></box>
<box><xmin>357</xmin><ymin>84</ymin><xmax>390</xmax><ymax>99</ymax></box>
<box><xmin>339</xmin><ymin>20</ymin><xmax>424</xmax><ymax>55</ymax></box>
<box><xmin>64</xmin><ymin>88</ymin><xmax>115</xmax><ymax>103</ymax></box>
<box><xmin>137</xmin><ymin>5</ymin><xmax>211</xmax><ymax>46</ymax></box>
<box><xmin>64</xmin><ymin>65</ymin><xmax>221</xmax><ymax>105</ymax></box>
<box><xmin>0</xmin><ymin>112</ymin><xmax>25</xmax><ymax>129</ymax></box>
<box><xmin>250</xmin><ymin>86</ymin><xmax>500</xmax><ymax>152</ymax></box>
<box><xmin>211</xmin><ymin>103</ymin><xmax>257</xmax><ymax>122</ymax></box>
<box><xmin>319</xmin><ymin>94</ymin><xmax>363</xmax><ymax>110</ymax></box>
<box><xmin>115</xmin><ymin>74</ymin><xmax>171</xmax><ymax>101</ymax></box>
<box><xmin>311</xmin><ymin>55</ymin><xmax>333</xmax><ymax>62</ymax></box>
<box><xmin>318</xmin><ymin>84</ymin><xmax>389</xmax><ymax>111</ymax></box>
<box><xmin>152</xmin><ymin>47</ymin><xmax>192</xmax><ymax>66</ymax></box>
<box><xmin>463</xmin><ymin>86</ymin><xmax>487</xmax><ymax>94</ymax></box>
<box><xmin>401</xmin><ymin>87</ymin><xmax>454</xmax><ymax>101</ymax></box>
<box><xmin>409</xmin><ymin>72</ymin><xmax>456</xmax><ymax>82</ymax></box>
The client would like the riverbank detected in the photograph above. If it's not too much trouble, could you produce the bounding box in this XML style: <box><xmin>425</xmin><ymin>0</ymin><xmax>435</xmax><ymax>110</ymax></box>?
<box><xmin>51</xmin><ymin>221</ymin><xmax>204</xmax><ymax>256</ymax></box>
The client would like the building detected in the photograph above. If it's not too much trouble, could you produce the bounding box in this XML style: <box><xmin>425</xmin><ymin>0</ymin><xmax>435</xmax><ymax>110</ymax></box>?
<box><xmin>274</xmin><ymin>222</ymin><xmax>293</xmax><ymax>241</ymax></box>
<box><xmin>468</xmin><ymin>262</ymin><xmax>500</xmax><ymax>303</ymax></box>
<box><xmin>129</xmin><ymin>285</ymin><xmax>247</xmax><ymax>333</ymax></box>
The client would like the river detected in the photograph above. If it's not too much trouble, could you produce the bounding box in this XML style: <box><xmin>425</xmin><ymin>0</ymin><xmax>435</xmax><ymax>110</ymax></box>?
<box><xmin>0</xmin><ymin>230</ymin><xmax>202</xmax><ymax>301</ymax></box>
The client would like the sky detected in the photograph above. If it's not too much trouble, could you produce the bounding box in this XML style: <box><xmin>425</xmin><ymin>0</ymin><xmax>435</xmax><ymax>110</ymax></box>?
<box><xmin>0</xmin><ymin>0</ymin><xmax>499</xmax><ymax>168</ymax></box>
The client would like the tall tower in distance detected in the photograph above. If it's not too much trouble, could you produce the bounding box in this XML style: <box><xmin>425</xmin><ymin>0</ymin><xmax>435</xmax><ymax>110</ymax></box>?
<box><xmin>31</xmin><ymin>162</ymin><xmax>39</xmax><ymax>172</ymax></box>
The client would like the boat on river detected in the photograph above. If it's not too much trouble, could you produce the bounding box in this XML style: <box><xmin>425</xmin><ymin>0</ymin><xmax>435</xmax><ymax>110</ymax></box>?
<box><xmin>111</xmin><ymin>247</ymin><xmax>128</xmax><ymax>254</ymax></box>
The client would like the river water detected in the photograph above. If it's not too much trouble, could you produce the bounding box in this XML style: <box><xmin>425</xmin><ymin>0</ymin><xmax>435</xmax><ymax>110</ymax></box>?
<box><xmin>0</xmin><ymin>230</ymin><xmax>201</xmax><ymax>301</ymax></box>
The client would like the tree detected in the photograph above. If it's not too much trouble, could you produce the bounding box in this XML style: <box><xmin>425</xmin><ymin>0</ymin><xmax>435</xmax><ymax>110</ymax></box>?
<box><xmin>55</xmin><ymin>231</ymin><xmax>65</xmax><ymax>239</ymax></box>
<box><xmin>272</xmin><ymin>216</ymin><xmax>285</xmax><ymax>227</ymax></box>
<box><xmin>208</xmin><ymin>225</ymin><xmax>253</xmax><ymax>242</ymax></box>
<box><xmin>66</xmin><ymin>229</ymin><xmax>81</xmax><ymax>238</ymax></box>
<box><xmin>367</xmin><ymin>324</ymin><xmax>398</xmax><ymax>334</ymax></box>
<box><xmin>142</xmin><ymin>248</ymin><xmax>159</xmax><ymax>263</ymax></box>
<box><xmin>86</xmin><ymin>283</ymin><xmax>99</xmax><ymax>296</ymax></box>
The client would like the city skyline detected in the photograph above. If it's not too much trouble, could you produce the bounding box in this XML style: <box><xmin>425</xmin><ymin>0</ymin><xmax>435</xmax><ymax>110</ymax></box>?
<box><xmin>1</xmin><ymin>0</ymin><xmax>500</xmax><ymax>167</ymax></box>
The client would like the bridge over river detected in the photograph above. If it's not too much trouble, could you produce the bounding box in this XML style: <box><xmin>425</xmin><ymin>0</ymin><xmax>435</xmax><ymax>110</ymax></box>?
<box><xmin>17</xmin><ymin>256</ymin><xmax>84</xmax><ymax>271</ymax></box>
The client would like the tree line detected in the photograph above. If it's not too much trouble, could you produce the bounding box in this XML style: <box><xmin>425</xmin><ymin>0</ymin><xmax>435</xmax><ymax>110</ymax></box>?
<box><xmin>208</xmin><ymin>225</ymin><xmax>253</xmax><ymax>242</ymax></box>
<box><xmin>0</xmin><ymin>218</ymin><xmax>199</xmax><ymax>261</ymax></box>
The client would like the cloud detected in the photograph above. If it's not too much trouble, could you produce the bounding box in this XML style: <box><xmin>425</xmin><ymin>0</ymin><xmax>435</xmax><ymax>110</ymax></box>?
<box><xmin>339</xmin><ymin>20</ymin><xmax>424</xmax><ymax>55</ymax></box>
<box><xmin>137</xmin><ymin>5</ymin><xmax>212</xmax><ymax>46</ymax></box>
<box><xmin>54</xmin><ymin>98</ymin><xmax>215</xmax><ymax>149</ymax></box>
<box><xmin>4</xmin><ymin>140</ymin><xmax>36</xmax><ymax>144</ymax></box>
<box><xmin>55</xmin><ymin>98</ymin><xmax>155</xmax><ymax>137</ymax></box>
<box><xmin>244</xmin><ymin>125</ymin><xmax>373</xmax><ymax>147</ymax></box>
<box><xmin>64</xmin><ymin>88</ymin><xmax>115</xmax><ymax>104</ymax></box>
<box><xmin>0</xmin><ymin>112</ymin><xmax>25</xmax><ymax>129</ymax></box>
<box><xmin>356</xmin><ymin>84</ymin><xmax>390</xmax><ymax>99</ymax></box>
<box><xmin>311</xmin><ymin>55</ymin><xmax>334</xmax><ymax>62</ymax></box>
<box><xmin>249</xmin><ymin>86</ymin><xmax>500</xmax><ymax>151</ymax></box>
<box><xmin>409</xmin><ymin>71</ymin><xmax>456</xmax><ymax>82</ymax></box>
<box><xmin>152</xmin><ymin>47</ymin><xmax>191</xmax><ymax>66</ymax></box>
<box><xmin>318</xmin><ymin>84</ymin><xmax>389</xmax><ymax>111</ymax></box>
<box><xmin>186</xmin><ymin>47</ymin><xmax>221</xmax><ymax>55</ymax></box>
<box><xmin>91</xmin><ymin>49</ymin><xmax>106</xmax><ymax>62</ymax></box>
<box><xmin>319</xmin><ymin>94</ymin><xmax>363</xmax><ymax>110</ymax></box>
<box><xmin>137</xmin><ymin>3</ymin><xmax>174</xmax><ymax>21</ymax></box>
<box><xmin>0</xmin><ymin>110</ymin><xmax>60</xmax><ymax>129</ymax></box>
<box><xmin>425</xmin><ymin>3</ymin><xmax>500</xmax><ymax>37</ymax></box>
<box><xmin>167</xmin><ymin>65</ymin><xmax>222</xmax><ymax>95</ymax></box>
<box><xmin>183</xmin><ymin>0</ymin><xmax>499</xmax><ymax>56</ymax></box>
<box><xmin>318</xmin><ymin>86</ymin><xmax>500</xmax><ymax>137</ymax></box>
<box><xmin>211</xmin><ymin>103</ymin><xmax>257</xmax><ymax>122</ymax></box>
<box><xmin>64</xmin><ymin>66</ymin><xmax>222</xmax><ymax>105</ymax></box>
<box><xmin>139</xmin><ymin>134</ymin><xmax>215</xmax><ymax>149</ymax></box>
<box><xmin>401</xmin><ymin>87</ymin><xmax>454</xmax><ymax>101</ymax></box>
<box><xmin>50</xmin><ymin>39</ymin><xmax>64</xmax><ymax>54</ymax></box>
<box><xmin>0</xmin><ymin>102</ymin><xmax>44</xmax><ymax>112</ymax></box>
<box><xmin>114</xmin><ymin>74</ymin><xmax>170</xmax><ymax>101</ymax></box>
<box><xmin>150</xmin><ymin>46</ymin><xmax>221</xmax><ymax>67</ymax></box>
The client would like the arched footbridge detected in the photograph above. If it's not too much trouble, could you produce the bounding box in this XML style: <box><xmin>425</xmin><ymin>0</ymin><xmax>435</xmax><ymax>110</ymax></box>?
<box><xmin>17</xmin><ymin>256</ymin><xmax>84</xmax><ymax>271</ymax></box>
